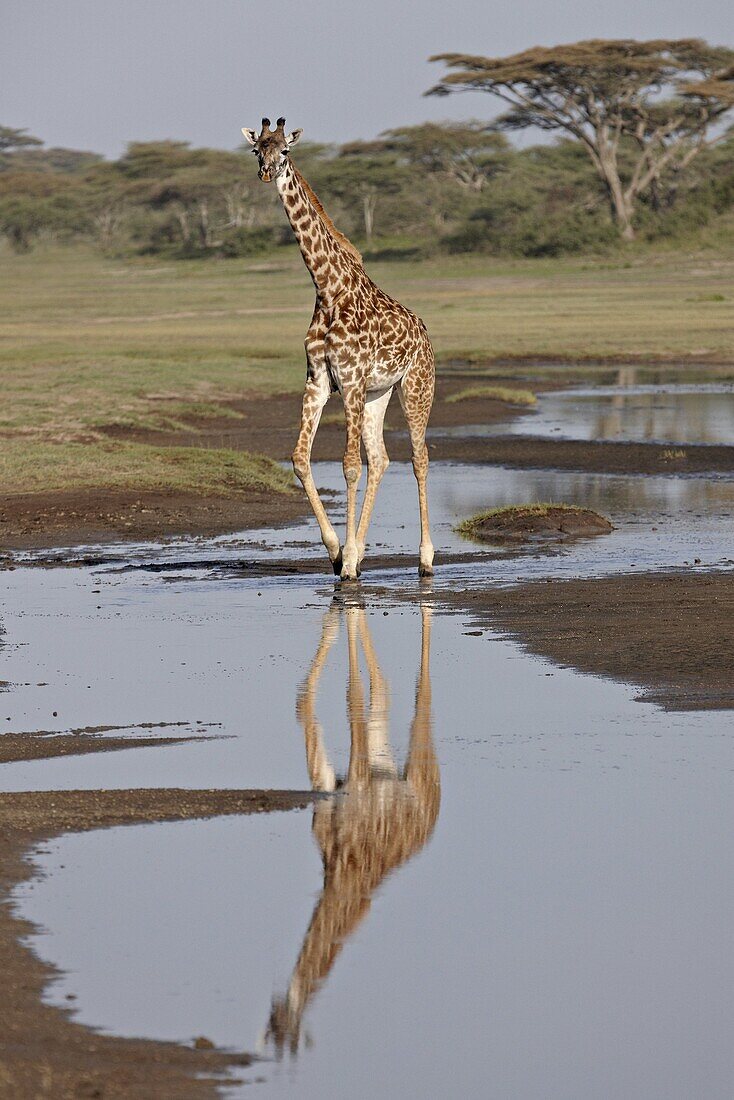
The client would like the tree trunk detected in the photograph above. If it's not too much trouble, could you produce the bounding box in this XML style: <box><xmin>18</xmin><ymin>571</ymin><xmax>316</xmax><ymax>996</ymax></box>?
<box><xmin>198</xmin><ymin>198</ymin><xmax>211</xmax><ymax>248</ymax></box>
<box><xmin>361</xmin><ymin>188</ymin><xmax>377</xmax><ymax>242</ymax></box>
<box><xmin>596</xmin><ymin>148</ymin><xmax>635</xmax><ymax>241</ymax></box>
<box><xmin>175</xmin><ymin>206</ymin><xmax>190</xmax><ymax>244</ymax></box>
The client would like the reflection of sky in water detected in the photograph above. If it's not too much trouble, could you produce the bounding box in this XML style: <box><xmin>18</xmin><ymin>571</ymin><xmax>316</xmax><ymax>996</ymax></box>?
<box><xmin>436</xmin><ymin>384</ymin><xmax>734</xmax><ymax>446</ymax></box>
<box><xmin>14</xmin><ymin>597</ymin><xmax>734</xmax><ymax>1100</ymax></box>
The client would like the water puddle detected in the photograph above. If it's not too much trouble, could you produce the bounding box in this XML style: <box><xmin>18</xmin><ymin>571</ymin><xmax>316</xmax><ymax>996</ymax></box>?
<box><xmin>437</xmin><ymin>383</ymin><xmax>734</xmax><ymax>446</ymax></box>
<box><xmin>5</xmin><ymin>376</ymin><xmax>734</xmax><ymax>1097</ymax></box>
<box><xmin>15</xmin><ymin>601</ymin><xmax>734</xmax><ymax>1098</ymax></box>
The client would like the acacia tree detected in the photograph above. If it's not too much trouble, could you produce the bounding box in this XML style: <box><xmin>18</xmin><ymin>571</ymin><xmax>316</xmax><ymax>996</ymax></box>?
<box><xmin>428</xmin><ymin>39</ymin><xmax>734</xmax><ymax>239</ymax></box>
<box><xmin>0</xmin><ymin>126</ymin><xmax>42</xmax><ymax>156</ymax></box>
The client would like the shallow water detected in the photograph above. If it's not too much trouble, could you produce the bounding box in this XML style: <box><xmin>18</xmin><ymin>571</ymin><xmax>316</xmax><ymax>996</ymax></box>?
<box><xmin>15</xmin><ymin>599</ymin><xmax>734</xmax><ymax>1099</ymax></box>
<box><xmin>5</xmin><ymin>432</ymin><xmax>734</xmax><ymax>1096</ymax></box>
<box><xmin>2</xmin><ymin>459</ymin><xmax>732</xmax><ymax>795</ymax></box>
<box><xmin>15</xmin><ymin>460</ymin><xmax>734</xmax><ymax>578</ymax></box>
<box><xmin>437</xmin><ymin>383</ymin><xmax>734</xmax><ymax>446</ymax></box>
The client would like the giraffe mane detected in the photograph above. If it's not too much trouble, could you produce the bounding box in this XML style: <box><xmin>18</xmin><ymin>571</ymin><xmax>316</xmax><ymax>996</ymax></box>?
<box><xmin>292</xmin><ymin>166</ymin><xmax>363</xmax><ymax>265</ymax></box>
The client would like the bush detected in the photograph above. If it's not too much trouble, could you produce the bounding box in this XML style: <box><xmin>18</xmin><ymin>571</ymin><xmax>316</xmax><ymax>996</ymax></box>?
<box><xmin>217</xmin><ymin>226</ymin><xmax>278</xmax><ymax>258</ymax></box>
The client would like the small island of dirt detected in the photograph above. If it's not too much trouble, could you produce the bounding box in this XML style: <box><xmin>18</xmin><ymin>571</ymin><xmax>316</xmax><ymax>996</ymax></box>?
<box><xmin>457</xmin><ymin>503</ymin><xmax>614</xmax><ymax>543</ymax></box>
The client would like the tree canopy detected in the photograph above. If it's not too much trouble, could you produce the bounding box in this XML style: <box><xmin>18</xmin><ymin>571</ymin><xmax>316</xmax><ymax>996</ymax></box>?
<box><xmin>428</xmin><ymin>39</ymin><xmax>734</xmax><ymax>238</ymax></box>
<box><xmin>0</xmin><ymin>94</ymin><xmax>732</xmax><ymax>258</ymax></box>
<box><xmin>343</xmin><ymin>122</ymin><xmax>508</xmax><ymax>192</ymax></box>
<box><xmin>0</xmin><ymin>125</ymin><xmax>42</xmax><ymax>156</ymax></box>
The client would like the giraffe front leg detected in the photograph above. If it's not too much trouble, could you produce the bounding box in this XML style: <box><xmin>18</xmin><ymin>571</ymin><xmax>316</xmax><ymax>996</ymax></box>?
<box><xmin>292</xmin><ymin>374</ymin><xmax>342</xmax><ymax>570</ymax></box>
<box><xmin>339</xmin><ymin>383</ymin><xmax>366</xmax><ymax>581</ymax></box>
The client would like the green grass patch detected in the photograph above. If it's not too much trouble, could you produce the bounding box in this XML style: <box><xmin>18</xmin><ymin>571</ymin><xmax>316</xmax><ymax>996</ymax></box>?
<box><xmin>1</xmin><ymin>439</ymin><xmax>294</xmax><ymax>497</ymax></box>
<box><xmin>446</xmin><ymin>385</ymin><xmax>537</xmax><ymax>406</ymax></box>
<box><xmin>456</xmin><ymin>502</ymin><xmax>587</xmax><ymax>534</ymax></box>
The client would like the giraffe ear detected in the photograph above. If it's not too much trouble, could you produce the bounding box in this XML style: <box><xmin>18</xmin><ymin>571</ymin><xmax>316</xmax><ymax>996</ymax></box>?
<box><xmin>286</xmin><ymin>129</ymin><xmax>303</xmax><ymax>148</ymax></box>
<box><xmin>241</xmin><ymin>127</ymin><xmax>258</xmax><ymax>146</ymax></box>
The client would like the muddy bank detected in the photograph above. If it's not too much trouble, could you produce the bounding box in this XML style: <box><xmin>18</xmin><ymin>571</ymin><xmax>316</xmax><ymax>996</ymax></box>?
<box><xmin>0</xmin><ymin>725</ymin><xmax>219</xmax><ymax>765</ymax></box>
<box><xmin>440</xmin><ymin>570</ymin><xmax>734</xmax><ymax>711</ymax></box>
<box><xmin>18</xmin><ymin>547</ymin><xmax>500</xmax><ymax>576</ymax></box>
<box><xmin>99</xmin><ymin>385</ymin><xmax>734</xmax><ymax>475</ymax></box>
<box><xmin>0</xmin><ymin>786</ymin><xmax>318</xmax><ymax>1099</ymax></box>
<box><xmin>92</xmin><ymin>379</ymin><xmax>545</xmax><ymax>477</ymax></box>
<box><xmin>431</xmin><ymin>434</ymin><xmax>734</xmax><ymax>476</ymax></box>
<box><xmin>97</xmin><ymin>378</ymin><xmax>734</xmax><ymax>471</ymax></box>
<box><xmin>0</xmin><ymin>486</ymin><xmax>310</xmax><ymax>552</ymax></box>
<box><xmin>0</xmin><ymin>380</ymin><xmax>525</xmax><ymax>551</ymax></box>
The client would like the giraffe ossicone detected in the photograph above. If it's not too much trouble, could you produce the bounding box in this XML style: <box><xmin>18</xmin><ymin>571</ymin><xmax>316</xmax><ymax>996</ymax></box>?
<box><xmin>242</xmin><ymin>116</ymin><xmax>435</xmax><ymax>579</ymax></box>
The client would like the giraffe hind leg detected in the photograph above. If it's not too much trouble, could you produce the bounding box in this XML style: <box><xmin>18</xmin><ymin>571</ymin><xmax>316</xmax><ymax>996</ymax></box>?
<box><xmin>398</xmin><ymin>365</ymin><xmax>435</xmax><ymax>577</ymax></box>
<box><xmin>339</xmin><ymin>381</ymin><xmax>366</xmax><ymax>582</ymax></box>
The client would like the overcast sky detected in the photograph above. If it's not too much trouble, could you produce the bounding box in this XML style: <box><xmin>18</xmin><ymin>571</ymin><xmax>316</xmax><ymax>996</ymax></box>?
<box><xmin>4</xmin><ymin>0</ymin><xmax>732</xmax><ymax>157</ymax></box>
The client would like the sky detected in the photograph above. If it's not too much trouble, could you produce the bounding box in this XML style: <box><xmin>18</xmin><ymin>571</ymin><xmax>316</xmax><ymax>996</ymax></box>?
<box><xmin>4</xmin><ymin>0</ymin><xmax>733</xmax><ymax>157</ymax></box>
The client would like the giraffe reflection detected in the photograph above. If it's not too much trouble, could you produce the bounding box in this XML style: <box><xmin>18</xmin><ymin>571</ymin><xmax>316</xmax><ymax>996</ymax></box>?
<box><xmin>266</xmin><ymin>601</ymin><xmax>440</xmax><ymax>1056</ymax></box>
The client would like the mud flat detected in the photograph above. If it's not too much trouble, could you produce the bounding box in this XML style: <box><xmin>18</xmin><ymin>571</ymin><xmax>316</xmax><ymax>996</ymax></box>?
<box><xmin>0</xmin><ymin>487</ymin><xmax>310</xmax><ymax>552</ymax></box>
<box><xmin>0</xmin><ymin>786</ymin><xmax>317</xmax><ymax>1099</ymax></box>
<box><xmin>440</xmin><ymin>570</ymin><xmax>734</xmax><ymax>711</ymax></box>
<box><xmin>0</xmin><ymin>725</ymin><xmax>215</xmax><ymax>765</ymax></box>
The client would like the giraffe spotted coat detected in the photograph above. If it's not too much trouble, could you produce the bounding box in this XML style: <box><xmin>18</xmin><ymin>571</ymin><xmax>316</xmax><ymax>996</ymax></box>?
<box><xmin>242</xmin><ymin>117</ymin><xmax>435</xmax><ymax>579</ymax></box>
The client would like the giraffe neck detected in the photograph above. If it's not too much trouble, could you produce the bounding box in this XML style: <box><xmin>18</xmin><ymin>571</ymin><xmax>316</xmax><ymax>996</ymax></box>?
<box><xmin>276</xmin><ymin>163</ymin><xmax>360</xmax><ymax>304</ymax></box>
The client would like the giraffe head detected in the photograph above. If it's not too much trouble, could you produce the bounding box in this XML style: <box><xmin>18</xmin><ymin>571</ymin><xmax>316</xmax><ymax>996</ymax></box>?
<box><xmin>241</xmin><ymin>116</ymin><xmax>302</xmax><ymax>183</ymax></box>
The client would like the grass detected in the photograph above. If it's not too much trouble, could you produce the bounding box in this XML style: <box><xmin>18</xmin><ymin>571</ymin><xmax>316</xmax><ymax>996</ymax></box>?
<box><xmin>662</xmin><ymin>448</ymin><xmax>687</xmax><ymax>461</ymax></box>
<box><xmin>456</xmin><ymin>502</ymin><xmax>598</xmax><ymax>538</ymax></box>
<box><xmin>445</xmin><ymin>385</ymin><xmax>537</xmax><ymax>406</ymax></box>
<box><xmin>1</xmin><ymin>243</ymin><xmax>732</xmax><ymax>499</ymax></box>
<box><xmin>0</xmin><ymin>440</ymin><xmax>294</xmax><ymax>497</ymax></box>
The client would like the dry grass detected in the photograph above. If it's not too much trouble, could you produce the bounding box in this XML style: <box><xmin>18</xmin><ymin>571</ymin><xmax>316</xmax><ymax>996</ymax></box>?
<box><xmin>662</xmin><ymin>448</ymin><xmax>687</xmax><ymax>461</ymax></box>
<box><xmin>445</xmin><ymin>385</ymin><xmax>537</xmax><ymax>406</ymax></box>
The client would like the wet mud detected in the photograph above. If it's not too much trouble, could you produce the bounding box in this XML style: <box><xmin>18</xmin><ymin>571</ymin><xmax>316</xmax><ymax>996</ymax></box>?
<box><xmin>0</xmin><ymin>487</ymin><xmax>308</xmax><ymax>552</ymax></box>
<box><xmin>438</xmin><ymin>570</ymin><xmax>734</xmax><ymax>711</ymax></box>
<box><xmin>0</xmin><ymin>730</ymin><xmax>203</xmax><ymax>765</ymax></box>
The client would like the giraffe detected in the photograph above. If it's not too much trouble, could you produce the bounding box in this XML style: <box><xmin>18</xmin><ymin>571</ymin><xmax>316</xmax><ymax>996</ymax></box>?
<box><xmin>241</xmin><ymin>117</ymin><xmax>435</xmax><ymax>580</ymax></box>
<box><xmin>264</xmin><ymin>600</ymin><xmax>439</xmax><ymax>1056</ymax></box>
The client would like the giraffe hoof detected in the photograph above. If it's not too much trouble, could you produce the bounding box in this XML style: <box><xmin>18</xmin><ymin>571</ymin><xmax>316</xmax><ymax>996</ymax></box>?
<box><xmin>418</xmin><ymin>564</ymin><xmax>434</xmax><ymax>578</ymax></box>
<box><xmin>331</xmin><ymin>551</ymin><xmax>343</xmax><ymax>575</ymax></box>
